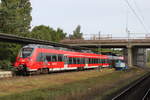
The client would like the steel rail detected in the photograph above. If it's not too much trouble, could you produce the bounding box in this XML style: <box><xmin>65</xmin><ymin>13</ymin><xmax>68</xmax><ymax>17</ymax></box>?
<box><xmin>112</xmin><ymin>73</ymin><xmax>150</xmax><ymax>100</ymax></box>
<box><xmin>142</xmin><ymin>88</ymin><xmax>150</xmax><ymax>100</ymax></box>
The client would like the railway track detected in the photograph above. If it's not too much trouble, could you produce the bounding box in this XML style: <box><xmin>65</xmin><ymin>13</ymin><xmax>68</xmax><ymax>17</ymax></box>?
<box><xmin>112</xmin><ymin>72</ymin><xmax>150</xmax><ymax>100</ymax></box>
<box><xmin>143</xmin><ymin>88</ymin><xmax>150</xmax><ymax>100</ymax></box>
<box><xmin>0</xmin><ymin>67</ymin><xmax>100</xmax><ymax>79</ymax></box>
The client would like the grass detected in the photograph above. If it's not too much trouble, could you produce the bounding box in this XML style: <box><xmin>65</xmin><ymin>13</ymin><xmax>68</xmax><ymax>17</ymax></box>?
<box><xmin>0</xmin><ymin>69</ymin><xmax>114</xmax><ymax>96</ymax></box>
<box><xmin>146</xmin><ymin>62</ymin><xmax>150</xmax><ymax>67</ymax></box>
<box><xmin>0</xmin><ymin>68</ymin><xmax>147</xmax><ymax>100</ymax></box>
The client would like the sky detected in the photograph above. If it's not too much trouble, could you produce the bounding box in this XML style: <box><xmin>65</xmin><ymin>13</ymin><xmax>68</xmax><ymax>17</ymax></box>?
<box><xmin>30</xmin><ymin>0</ymin><xmax>150</xmax><ymax>38</ymax></box>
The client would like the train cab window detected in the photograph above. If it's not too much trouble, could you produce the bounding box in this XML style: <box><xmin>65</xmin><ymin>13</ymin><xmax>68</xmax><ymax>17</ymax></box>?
<box><xmin>52</xmin><ymin>55</ymin><xmax>57</xmax><ymax>62</ymax></box>
<box><xmin>21</xmin><ymin>48</ymin><xmax>34</xmax><ymax>58</ymax></box>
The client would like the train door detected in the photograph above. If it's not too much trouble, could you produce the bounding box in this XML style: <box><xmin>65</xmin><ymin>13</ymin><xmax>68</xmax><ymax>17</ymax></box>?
<box><xmin>63</xmin><ymin>56</ymin><xmax>68</xmax><ymax>70</ymax></box>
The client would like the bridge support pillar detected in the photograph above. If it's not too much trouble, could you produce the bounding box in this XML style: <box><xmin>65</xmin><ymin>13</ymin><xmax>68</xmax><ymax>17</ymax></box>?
<box><xmin>127</xmin><ymin>46</ymin><xmax>133</xmax><ymax>67</ymax></box>
<box><xmin>123</xmin><ymin>46</ymin><xmax>133</xmax><ymax>67</ymax></box>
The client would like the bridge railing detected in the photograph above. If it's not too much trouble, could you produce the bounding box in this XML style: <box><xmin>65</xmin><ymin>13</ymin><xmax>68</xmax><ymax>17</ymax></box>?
<box><xmin>82</xmin><ymin>34</ymin><xmax>150</xmax><ymax>40</ymax></box>
<box><xmin>83</xmin><ymin>37</ymin><xmax>150</xmax><ymax>40</ymax></box>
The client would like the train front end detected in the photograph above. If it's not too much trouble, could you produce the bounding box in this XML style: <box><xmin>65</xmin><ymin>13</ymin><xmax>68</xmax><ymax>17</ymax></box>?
<box><xmin>14</xmin><ymin>45</ymin><xmax>35</xmax><ymax>74</ymax></box>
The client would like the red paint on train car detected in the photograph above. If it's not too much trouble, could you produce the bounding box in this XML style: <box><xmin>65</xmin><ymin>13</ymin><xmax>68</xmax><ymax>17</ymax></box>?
<box><xmin>14</xmin><ymin>44</ymin><xmax>113</xmax><ymax>74</ymax></box>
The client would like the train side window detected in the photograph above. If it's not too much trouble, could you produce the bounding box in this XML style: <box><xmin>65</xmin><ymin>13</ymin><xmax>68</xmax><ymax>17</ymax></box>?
<box><xmin>77</xmin><ymin>58</ymin><xmax>80</xmax><ymax>64</ymax></box>
<box><xmin>99</xmin><ymin>59</ymin><xmax>101</xmax><ymax>63</ymax></box>
<box><xmin>101</xmin><ymin>59</ymin><xmax>103</xmax><ymax>63</ymax></box>
<box><xmin>102</xmin><ymin>59</ymin><xmax>104</xmax><ymax>63</ymax></box>
<box><xmin>69</xmin><ymin>57</ymin><xmax>73</xmax><ymax>64</ymax></box>
<box><xmin>105</xmin><ymin>59</ymin><xmax>107</xmax><ymax>63</ymax></box>
<box><xmin>80</xmin><ymin>58</ymin><xmax>82</xmax><ymax>64</ymax></box>
<box><xmin>103</xmin><ymin>59</ymin><xmax>106</xmax><ymax>63</ymax></box>
<box><xmin>85</xmin><ymin>58</ymin><xmax>88</xmax><ymax>64</ymax></box>
<box><xmin>58</xmin><ymin>55</ymin><xmax>63</xmax><ymax>62</ymax></box>
<box><xmin>88</xmin><ymin>58</ymin><xmax>90</xmax><ymax>64</ymax></box>
<box><xmin>89</xmin><ymin>58</ymin><xmax>91</xmax><ymax>64</ymax></box>
<box><xmin>36</xmin><ymin>53</ymin><xmax>41</xmax><ymax>61</ymax></box>
<box><xmin>36</xmin><ymin>53</ymin><xmax>46</xmax><ymax>61</ymax></box>
<box><xmin>76</xmin><ymin>58</ymin><xmax>78</xmax><ymax>64</ymax></box>
<box><xmin>81</xmin><ymin>58</ymin><xmax>85</xmax><ymax>64</ymax></box>
<box><xmin>92</xmin><ymin>58</ymin><xmax>94</xmax><ymax>64</ymax></box>
<box><xmin>73</xmin><ymin>58</ymin><xmax>77</xmax><ymax>64</ymax></box>
<box><xmin>90</xmin><ymin>58</ymin><xmax>92</xmax><ymax>64</ymax></box>
<box><xmin>46</xmin><ymin>55</ymin><xmax>52</xmax><ymax>62</ymax></box>
<box><xmin>64</xmin><ymin>56</ymin><xmax>68</xmax><ymax>64</ymax></box>
<box><xmin>52</xmin><ymin>55</ymin><xmax>57</xmax><ymax>62</ymax></box>
<box><xmin>83</xmin><ymin>58</ymin><xmax>85</xmax><ymax>64</ymax></box>
<box><xmin>92</xmin><ymin>59</ymin><xmax>94</xmax><ymax>64</ymax></box>
<box><xmin>95</xmin><ymin>59</ymin><xmax>97</xmax><ymax>63</ymax></box>
<box><xmin>94</xmin><ymin>59</ymin><xmax>96</xmax><ymax>64</ymax></box>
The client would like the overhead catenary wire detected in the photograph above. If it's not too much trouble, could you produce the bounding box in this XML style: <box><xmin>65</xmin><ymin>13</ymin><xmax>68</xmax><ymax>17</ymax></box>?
<box><xmin>133</xmin><ymin>0</ymin><xmax>150</xmax><ymax>32</ymax></box>
<box><xmin>123</xmin><ymin>0</ymin><xmax>149</xmax><ymax>33</ymax></box>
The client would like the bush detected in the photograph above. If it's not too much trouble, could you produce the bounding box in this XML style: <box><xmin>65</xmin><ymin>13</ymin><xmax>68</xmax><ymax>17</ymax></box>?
<box><xmin>0</xmin><ymin>60</ymin><xmax>14</xmax><ymax>71</ymax></box>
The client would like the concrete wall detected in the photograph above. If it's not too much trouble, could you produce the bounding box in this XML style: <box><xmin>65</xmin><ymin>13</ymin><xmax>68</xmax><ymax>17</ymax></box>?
<box><xmin>123</xmin><ymin>47</ymin><xmax>146</xmax><ymax>67</ymax></box>
<box><xmin>133</xmin><ymin>48</ymin><xmax>146</xmax><ymax>67</ymax></box>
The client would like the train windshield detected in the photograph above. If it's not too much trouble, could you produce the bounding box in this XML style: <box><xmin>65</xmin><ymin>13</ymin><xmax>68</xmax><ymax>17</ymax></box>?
<box><xmin>21</xmin><ymin>48</ymin><xmax>33</xmax><ymax>58</ymax></box>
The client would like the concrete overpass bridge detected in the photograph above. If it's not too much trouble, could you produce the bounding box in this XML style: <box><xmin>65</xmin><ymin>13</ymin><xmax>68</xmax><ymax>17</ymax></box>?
<box><xmin>61</xmin><ymin>39</ymin><xmax>150</xmax><ymax>67</ymax></box>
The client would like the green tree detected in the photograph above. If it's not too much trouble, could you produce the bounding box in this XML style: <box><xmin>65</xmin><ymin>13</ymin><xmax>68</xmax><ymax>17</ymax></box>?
<box><xmin>69</xmin><ymin>25</ymin><xmax>83</xmax><ymax>39</ymax></box>
<box><xmin>0</xmin><ymin>0</ymin><xmax>32</xmax><ymax>69</ymax></box>
<box><xmin>52</xmin><ymin>28</ymin><xmax>67</xmax><ymax>42</ymax></box>
<box><xmin>30</xmin><ymin>25</ymin><xmax>67</xmax><ymax>42</ymax></box>
<box><xmin>29</xmin><ymin>25</ymin><xmax>53</xmax><ymax>41</ymax></box>
<box><xmin>0</xmin><ymin>0</ymin><xmax>32</xmax><ymax>35</ymax></box>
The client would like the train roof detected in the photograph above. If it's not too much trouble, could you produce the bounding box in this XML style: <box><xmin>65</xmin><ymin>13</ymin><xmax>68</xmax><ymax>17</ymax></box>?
<box><xmin>23</xmin><ymin>44</ymin><xmax>108</xmax><ymax>59</ymax></box>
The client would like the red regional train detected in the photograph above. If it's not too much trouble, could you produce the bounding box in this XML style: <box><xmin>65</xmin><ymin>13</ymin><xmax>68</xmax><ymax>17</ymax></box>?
<box><xmin>14</xmin><ymin>44</ymin><xmax>112</xmax><ymax>75</ymax></box>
